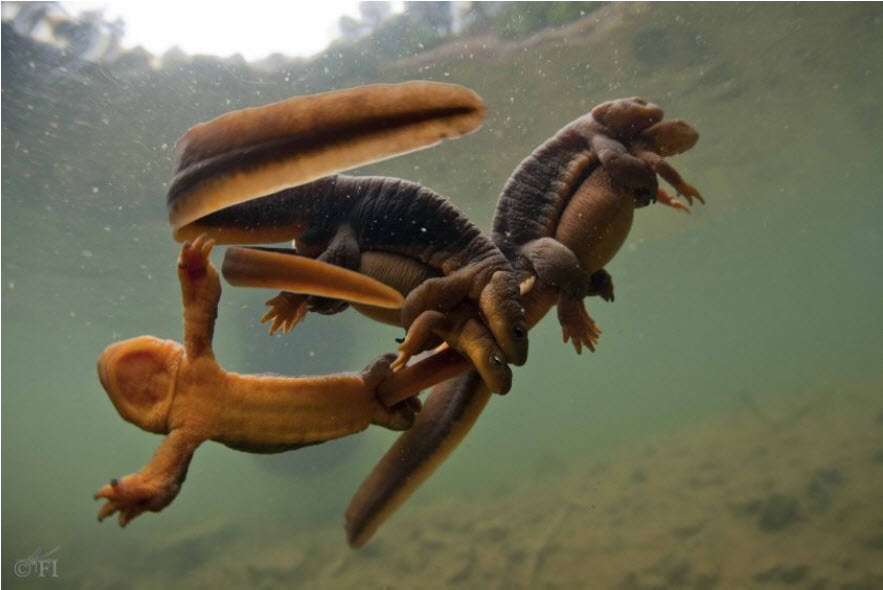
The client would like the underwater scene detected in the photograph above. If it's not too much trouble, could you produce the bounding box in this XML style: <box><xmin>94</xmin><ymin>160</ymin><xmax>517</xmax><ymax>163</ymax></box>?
<box><xmin>2</xmin><ymin>2</ymin><xmax>882</xmax><ymax>588</ymax></box>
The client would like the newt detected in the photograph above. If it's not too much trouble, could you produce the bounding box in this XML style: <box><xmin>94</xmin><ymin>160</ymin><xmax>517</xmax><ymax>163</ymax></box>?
<box><xmin>494</xmin><ymin>97</ymin><xmax>701</xmax><ymax>352</ymax></box>
<box><xmin>167</xmin><ymin>82</ymin><xmax>529</xmax><ymax>388</ymax></box>
<box><xmin>94</xmin><ymin>236</ymin><xmax>421</xmax><ymax>526</ymax></box>
<box><xmin>224</xmin><ymin>246</ymin><xmax>514</xmax><ymax>394</ymax></box>
<box><xmin>167</xmin><ymin>81</ymin><xmax>489</xmax><ymax>235</ymax></box>
<box><xmin>344</xmin><ymin>98</ymin><xmax>704</xmax><ymax>547</ymax></box>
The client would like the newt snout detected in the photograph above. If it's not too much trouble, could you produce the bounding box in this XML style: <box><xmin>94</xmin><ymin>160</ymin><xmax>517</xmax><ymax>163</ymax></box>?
<box><xmin>590</xmin><ymin>96</ymin><xmax>663</xmax><ymax>139</ymax></box>
<box><xmin>479</xmin><ymin>270</ymin><xmax>528</xmax><ymax>366</ymax></box>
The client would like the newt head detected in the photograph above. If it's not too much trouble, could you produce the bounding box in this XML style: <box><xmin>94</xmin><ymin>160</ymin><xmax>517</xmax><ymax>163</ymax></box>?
<box><xmin>97</xmin><ymin>336</ymin><xmax>182</xmax><ymax>434</ymax></box>
<box><xmin>459</xmin><ymin>327</ymin><xmax>513</xmax><ymax>395</ymax></box>
<box><xmin>637</xmin><ymin>119</ymin><xmax>699</xmax><ymax>156</ymax></box>
<box><xmin>479</xmin><ymin>271</ymin><xmax>528</xmax><ymax>366</ymax></box>
<box><xmin>591</xmin><ymin>97</ymin><xmax>663</xmax><ymax>139</ymax></box>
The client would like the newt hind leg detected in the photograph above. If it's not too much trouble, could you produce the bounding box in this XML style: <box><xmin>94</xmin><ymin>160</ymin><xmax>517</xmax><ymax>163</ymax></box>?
<box><xmin>399</xmin><ymin>271</ymin><xmax>473</xmax><ymax>328</ymax></box>
<box><xmin>557</xmin><ymin>293</ymin><xmax>601</xmax><ymax>354</ymax></box>
<box><xmin>390</xmin><ymin>311</ymin><xmax>448</xmax><ymax>371</ymax></box>
<box><xmin>306</xmin><ymin>223</ymin><xmax>361</xmax><ymax>314</ymax></box>
<box><xmin>559</xmin><ymin>269</ymin><xmax>613</xmax><ymax>354</ymax></box>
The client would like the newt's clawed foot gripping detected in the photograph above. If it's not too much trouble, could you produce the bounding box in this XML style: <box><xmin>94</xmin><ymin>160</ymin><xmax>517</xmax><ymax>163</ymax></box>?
<box><xmin>97</xmin><ymin>84</ymin><xmax>704</xmax><ymax>545</ymax></box>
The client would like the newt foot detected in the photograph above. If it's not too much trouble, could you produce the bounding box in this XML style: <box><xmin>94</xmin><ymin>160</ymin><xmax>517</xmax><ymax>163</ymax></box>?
<box><xmin>558</xmin><ymin>297</ymin><xmax>601</xmax><ymax>355</ymax></box>
<box><xmin>360</xmin><ymin>353</ymin><xmax>397</xmax><ymax>389</ymax></box>
<box><xmin>656</xmin><ymin>188</ymin><xmax>691</xmax><ymax>213</ymax></box>
<box><xmin>94</xmin><ymin>473</ymin><xmax>179</xmax><ymax>527</ymax></box>
<box><xmin>390</xmin><ymin>348</ymin><xmax>413</xmax><ymax>373</ymax></box>
<box><xmin>262</xmin><ymin>292</ymin><xmax>308</xmax><ymax>335</ymax></box>
<box><xmin>390</xmin><ymin>310</ymin><xmax>447</xmax><ymax>372</ymax></box>
<box><xmin>177</xmin><ymin>234</ymin><xmax>214</xmax><ymax>281</ymax></box>
<box><xmin>361</xmin><ymin>353</ymin><xmax>421</xmax><ymax>428</ymax></box>
<box><xmin>675</xmin><ymin>182</ymin><xmax>704</xmax><ymax>206</ymax></box>
<box><xmin>588</xmin><ymin>269</ymin><xmax>615</xmax><ymax>303</ymax></box>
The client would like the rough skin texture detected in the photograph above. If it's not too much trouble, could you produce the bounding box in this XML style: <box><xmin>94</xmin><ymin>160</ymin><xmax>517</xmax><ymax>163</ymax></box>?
<box><xmin>345</xmin><ymin>98</ymin><xmax>705</xmax><ymax>547</ymax></box>
<box><xmin>210</xmin><ymin>173</ymin><xmax>529</xmax><ymax>375</ymax></box>
<box><xmin>493</xmin><ymin>97</ymin><xmax>702</xmax><ymax>353</ymax></box>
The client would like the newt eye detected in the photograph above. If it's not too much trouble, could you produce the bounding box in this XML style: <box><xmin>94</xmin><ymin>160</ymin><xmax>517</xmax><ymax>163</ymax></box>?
<box><xmin>490</xmin><ymin>354</ymin><xmax>504</xmax><ymax>367</ymax></box>
<box><xmin>513</xmin><ymin>326</ymin><xmax>526</xmax><ymax>340</ymax></box>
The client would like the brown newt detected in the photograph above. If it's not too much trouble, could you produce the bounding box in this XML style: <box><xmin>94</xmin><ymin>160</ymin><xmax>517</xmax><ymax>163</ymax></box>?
<box><xmin>224</xmin><ymin>246</ymin><xmax>513</xmax><ymax>394</ymax></box>
<box><xmin>352</xmin><ymin>250</ymin><xmax>514</xmax><ymax>395</ymax></box>
<box><xmin>168</xmin><ymin>82</ymin><xmax>488</xmax><ymax>235</ymax></box>
<box><xmin>344</xmin><ymin>99</ymin><xmax>704</xmax><ymax>547</ymax></box>
<box><xmin>93</xmin><ymin>236</ymin><xmax>421</xmax><ymax>526</ymax></box>
<box><xmin>495</xmin><ymin>98</ymin><xmax>701</xmax><ymax>353</ymax></box>
<box><xmin>167</xmin><ymin>82</ymin><xmax>529</xmax><ymax>382</ymax></box>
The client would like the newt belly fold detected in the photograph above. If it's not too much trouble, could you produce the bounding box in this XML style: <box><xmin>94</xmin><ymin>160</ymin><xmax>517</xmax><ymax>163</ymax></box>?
<box><xmin>95</xmin><ymin>84</ymin><xmax>705</xmax><ymax>546</ymax></box>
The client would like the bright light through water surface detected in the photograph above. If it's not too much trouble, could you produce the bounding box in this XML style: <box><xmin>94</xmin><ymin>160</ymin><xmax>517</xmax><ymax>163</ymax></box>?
<box><xmin>64</xmin><ymin>1</ymin><xmax>402</xmax><ymax>59</ymax></box>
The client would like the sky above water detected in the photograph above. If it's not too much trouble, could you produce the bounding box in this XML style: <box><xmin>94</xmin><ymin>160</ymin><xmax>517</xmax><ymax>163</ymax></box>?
<box><xmin>65</xmin><ymin>1</ymin><xmax>402</xmax><ymax>59</ymax></box>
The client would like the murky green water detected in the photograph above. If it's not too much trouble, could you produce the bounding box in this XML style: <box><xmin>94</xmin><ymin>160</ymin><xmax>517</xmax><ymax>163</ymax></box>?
<box><xmin>3</xmin><ymin>4</ymin><xmax>881</xmax><ymax>588</ymax></box>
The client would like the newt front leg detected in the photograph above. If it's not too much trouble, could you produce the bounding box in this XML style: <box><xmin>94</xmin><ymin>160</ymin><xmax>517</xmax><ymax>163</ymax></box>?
<box><xmin>177</xmin><ymin>234</ymin><xmax>219</xmax><ymax>358</ymax></box>
<box><xmin>392</xmin><ymin>305</ymin><xmax>512</xmax><ymax>394</ymax></box>
<box><xmin>633</xmin><ymin>119</ymin><xmax>704</xmax><ymax>208</ymax></box>
<box><xmin>95</xmin><ymin>429</ymin><xmax>203</xmax><ymax>526</ymax></box>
